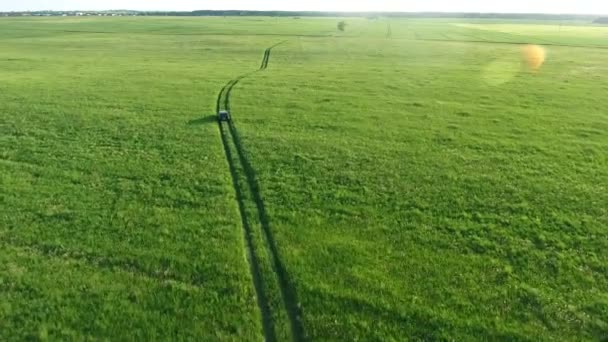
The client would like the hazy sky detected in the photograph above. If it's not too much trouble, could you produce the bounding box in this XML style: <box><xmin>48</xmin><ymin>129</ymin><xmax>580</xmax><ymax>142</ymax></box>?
<box><xmin>1</xmin><ymin>0</ymin><xmax>607</xmax><ymax>14</ymax></box>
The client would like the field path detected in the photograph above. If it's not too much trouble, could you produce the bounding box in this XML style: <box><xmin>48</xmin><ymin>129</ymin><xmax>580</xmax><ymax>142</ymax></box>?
<box><xmin>215</xmin><ymin>42</ymin><xmax>306</xmax><ymax>342</ymax></box>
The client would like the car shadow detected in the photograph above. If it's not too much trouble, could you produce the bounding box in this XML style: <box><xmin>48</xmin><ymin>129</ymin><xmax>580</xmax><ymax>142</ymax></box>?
<box><xmin>187</xmin><ymin>115</ymin><xmax>216</xmax><ymax>126</ymax></box>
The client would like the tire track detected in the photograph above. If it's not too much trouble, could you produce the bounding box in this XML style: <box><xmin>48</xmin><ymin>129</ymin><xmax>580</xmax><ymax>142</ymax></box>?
<box><xmin>217</xmin><ymin>109</ymin><xmax>275</xmax><ymax>342</ymax></box>
<box><xmin>260</xmin><ymin>41</ymin><xmax>287</xmax><ymax>70</ymax></box>
<box><xmin>260</xmin><ymin>49</ymin><xmax>271</xmax><ymax>70</ymax></box>
<box><xmin>225</xmin><ymin>119</ymin><xmax>305</xmax><ymax>342</ymax></box>
<box><xmin>215</xmin><ymin>41</ymin><xmax>305</xmax><ymax>342</ymax></box>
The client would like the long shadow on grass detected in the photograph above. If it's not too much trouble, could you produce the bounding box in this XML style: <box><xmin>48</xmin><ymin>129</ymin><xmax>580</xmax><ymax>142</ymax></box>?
<box><xmin>217</xmin><ymin>122</ymin><xmax>276</xmax><ymax>342</ymax></box>
<box><xmin>226</xmin><ymin>120</ymin><xmax>306</xmax><ymax>342</ymax></box>
<box><xmin>214</xmin><ymin>41</ymin><xmax>305</xmax><ymax>342</ymax></box>
<box><xmin>187</xmin><ymin>116</ymin><xmax>217</xmax><ymax>125</ymax></box>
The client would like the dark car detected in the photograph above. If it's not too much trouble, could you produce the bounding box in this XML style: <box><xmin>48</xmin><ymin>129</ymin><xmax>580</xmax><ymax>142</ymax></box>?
<box><xmin>218</xmin><ymin>110</ymin><xmax>231</xmax><ymax>122</ymax></box>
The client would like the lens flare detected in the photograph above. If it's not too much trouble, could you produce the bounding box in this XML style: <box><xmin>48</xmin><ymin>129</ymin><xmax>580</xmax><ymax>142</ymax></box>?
<box><xmin>522</xmin><ymin>45</ymin><xmax>546</xmax><ymax>71</ymax></box>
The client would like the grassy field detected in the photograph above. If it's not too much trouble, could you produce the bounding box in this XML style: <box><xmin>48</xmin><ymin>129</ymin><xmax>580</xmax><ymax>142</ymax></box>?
<box><xmin>1</xmin><ymin>16</ymin><xmax>607</xmax><ymax>340</ymax></box>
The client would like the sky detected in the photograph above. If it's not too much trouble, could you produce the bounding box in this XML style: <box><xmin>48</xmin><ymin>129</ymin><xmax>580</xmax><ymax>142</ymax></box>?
<box><xmin>1</xmin><ymin>0</ymin><xmax>607</xmax><ymax>15</ymax></box>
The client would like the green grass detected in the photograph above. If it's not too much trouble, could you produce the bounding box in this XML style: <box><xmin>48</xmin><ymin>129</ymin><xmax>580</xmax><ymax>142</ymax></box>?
<box><xmin>0</xmin><ymin>18</ymin><xmax>274</xmax><ymax>340</ymax></box>
<box><xmin>1</xmin><ymin>16</ymin><xmax>607</xmax><ymax>340</ymax></box>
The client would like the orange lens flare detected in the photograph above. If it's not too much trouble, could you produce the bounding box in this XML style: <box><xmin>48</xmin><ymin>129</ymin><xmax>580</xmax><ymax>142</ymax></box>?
<box><xmin>522</xmin><ymin>44</ymin><xmax>546</xmax><ymax>71</ymax></box>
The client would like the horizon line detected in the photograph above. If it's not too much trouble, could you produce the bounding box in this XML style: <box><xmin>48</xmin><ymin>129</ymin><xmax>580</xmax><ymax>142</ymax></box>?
<box><xmin>0</xmin><ymin>9</ymin><xmax>605</xmax><ymax>16</ymax></box>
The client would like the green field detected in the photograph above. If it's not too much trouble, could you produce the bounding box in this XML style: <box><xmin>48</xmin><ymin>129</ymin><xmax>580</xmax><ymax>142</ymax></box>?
<box><xmin>1</xmin><ymin>16</ymin><xmax>607</xmax><ymax>340</ymax></box>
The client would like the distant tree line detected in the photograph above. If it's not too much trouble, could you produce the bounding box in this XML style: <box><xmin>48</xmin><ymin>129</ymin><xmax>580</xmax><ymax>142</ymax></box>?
<box><xmin>135</xmin><ymin>11</ymin><xmax>600</xmax><ymax>21</ymax></box>
<box><xmin>594</xmin><ymin>17</ymin><xmax>608</xmax><ymax>24</ymax></box>
<box><xmin>0</xmin><ymin>10</ymin><xmax>137</xmax><ymax>16</ymax></box>
<box><xmin>0</xmin><ymin>10</ymin><xmax>600</xmax><ymax>21</ymax></box>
